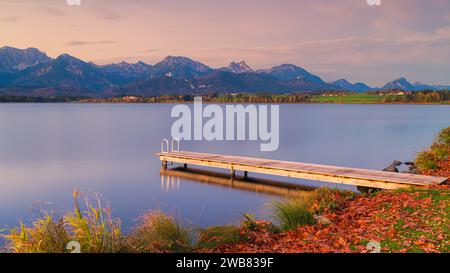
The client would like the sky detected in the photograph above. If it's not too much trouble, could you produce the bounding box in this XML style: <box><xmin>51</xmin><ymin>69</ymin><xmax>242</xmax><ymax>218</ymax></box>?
<box><xmin>1</xmin><ymin>0</ymin><xmax>450</xmax><ymax>86</ymax></box>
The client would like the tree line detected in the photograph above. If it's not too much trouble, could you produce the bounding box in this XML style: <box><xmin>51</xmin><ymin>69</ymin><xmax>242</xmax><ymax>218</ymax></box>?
<box><xmin>0</xmin><ymin>90</ymin><xmax>449</xmax><ymax>103</ymax></box>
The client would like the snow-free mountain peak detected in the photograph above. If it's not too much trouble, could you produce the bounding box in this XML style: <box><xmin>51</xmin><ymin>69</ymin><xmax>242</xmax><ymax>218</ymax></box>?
<box><xmin>382</xmin><ymin>77</ymin><xmax>415</xmax><ymax>91</ymax></box>
<box><xmin>227</xmin><ymin>61</ymin><xmax>254</xmax><ymax>73</ymax></box>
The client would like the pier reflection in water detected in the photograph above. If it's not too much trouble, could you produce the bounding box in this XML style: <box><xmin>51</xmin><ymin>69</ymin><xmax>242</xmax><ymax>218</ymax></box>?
<box><xmin>160</xmin><ymin>166</ymin><xmax>316</xmax><ymax>197</ymax></box>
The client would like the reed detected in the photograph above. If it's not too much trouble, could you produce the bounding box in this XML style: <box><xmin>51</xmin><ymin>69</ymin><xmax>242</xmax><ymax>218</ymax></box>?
<box><xmin>3</xmin><ymin>190</ymin><xmax>124</xmax><ymax>253</ymax></box>
<box><xmin>65</xmin><ymin>190</ymin><xmax>123</xmax><ymax>253</ymax></box>
<box><xmin>4</xmin><ymin>214</ymin><xmax>69</xmax><ymax>253</ymax></box>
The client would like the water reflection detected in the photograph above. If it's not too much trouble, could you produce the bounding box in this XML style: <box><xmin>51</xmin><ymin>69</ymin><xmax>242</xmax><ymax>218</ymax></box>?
<box><xmin>160</xmin><ymin>166</ymin><xmax>316</xmax><ymax>197</ymax></box>
<box><xmin>161</xmin><ymin>172</ymin><xmax>181</xmax><ymax>191</ymax></box>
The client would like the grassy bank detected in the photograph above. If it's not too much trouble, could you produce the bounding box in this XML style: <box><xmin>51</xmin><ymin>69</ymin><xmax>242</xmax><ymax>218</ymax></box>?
<box><xmin>2</xmin><ymin>127</ymin><xmax>449</xmax><ymax>253</ymax></box>
<box><xmin>2</xmin><ymin>185</ymin><xmax>447</xmax><ymax>253</ymax></box>
<box><xmin>216</xmin><ymin>185</ymin><xmax>449</xmax><ymax>253</ymax></box>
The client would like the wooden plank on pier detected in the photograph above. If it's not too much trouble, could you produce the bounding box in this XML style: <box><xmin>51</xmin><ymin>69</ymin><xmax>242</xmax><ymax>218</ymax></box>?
<box><xmin>156</xmin><ymin>151</ymin><xmax>448</xmax><ymax>190</ymax></box>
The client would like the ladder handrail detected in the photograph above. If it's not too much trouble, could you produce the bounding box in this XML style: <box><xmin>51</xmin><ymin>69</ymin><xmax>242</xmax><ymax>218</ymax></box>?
<box><xmin>161</xmin><ymin>139</ymin><xmax>169</xmax><ymax>153</ymax></box>
<box><xmin>171</xmin><ymin>138</ymin><xmax>180</xmax><ymax>152</ymax></box>
<box><xmin>161</xmin><ymin>138</ymin><xmax>180</xmax><ymax>153</ymax></box>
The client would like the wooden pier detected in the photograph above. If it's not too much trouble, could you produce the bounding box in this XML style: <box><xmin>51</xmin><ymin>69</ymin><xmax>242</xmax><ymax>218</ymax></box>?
<box><xmin>156</xmin><ymin>151</ymin><xmax>448</xmax><ymax>190</ymax></box>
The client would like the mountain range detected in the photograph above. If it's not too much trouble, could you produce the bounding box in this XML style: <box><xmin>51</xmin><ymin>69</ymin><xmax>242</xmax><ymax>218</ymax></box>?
<box><xmin>331</xmin><ymin>79</ymin><xmax>372</xmax><ymax>92</ymax></box>
<box><xmin>0</xmin><ymin>46</ymin><xmax>448</xmax><ymax>97</ymax></box>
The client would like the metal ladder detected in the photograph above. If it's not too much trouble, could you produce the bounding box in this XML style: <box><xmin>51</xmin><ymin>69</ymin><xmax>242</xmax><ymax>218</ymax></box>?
<box><xmin>160</xmin><ymin>138</ymin><xmax>180</xmax><ymax>153</ymax></box>
<box><xmin>160</xmin><ymin>138</ymin><xmax>180</xmax><ymax>169</ymax></box>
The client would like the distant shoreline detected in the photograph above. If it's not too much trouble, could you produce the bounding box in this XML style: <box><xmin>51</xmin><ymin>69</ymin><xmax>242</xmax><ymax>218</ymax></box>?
<box><xmin>1</xmin><ymin>101</ymin><xmax>450</xmax><ymax>105</ymax></box>
<box><xmin>0</xmin><ymin>90</ymin><xmax>449</xmax><ymax>104</ymax></box>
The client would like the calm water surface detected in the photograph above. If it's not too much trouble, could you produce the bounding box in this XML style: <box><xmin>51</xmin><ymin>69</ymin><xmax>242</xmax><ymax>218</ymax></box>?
<box><xmin>0</xmin><ymin>103</ymin><xmax>449</xmax><ymax>232</ymax></box>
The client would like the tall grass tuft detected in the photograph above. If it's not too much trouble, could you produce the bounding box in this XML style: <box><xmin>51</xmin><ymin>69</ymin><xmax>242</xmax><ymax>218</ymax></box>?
<box><xmin>127</xmin><ymin>210</ymin><xmax>193</xmax><ymax>253</ymax></box>
<box><xmin>4</xmin><ymin>214</ymin><xmax>70</xmax><ymax>253</ymax></box>
<box><xmin>272</xmin><ymin>199</ymin><xmax>315</xmax><ymax>231</ymax></box>
<box><xmin>196</xmin><ymin>225</ymin><xmax>241</xmax><ymax>250</ymax></box>
<box><xmin>310</xmin><ymin>187</ymin><xmax>355</xmax><ymax>213</ymax></box>
<box><xmin>65</xmin><ymin>190</ymin><xmax>123</xmax><ymax>253</ymax></box>
<box><xmin>271</xmin><ymin>187</ymin><xmax>354</xmax><ymax>231</ymax></box>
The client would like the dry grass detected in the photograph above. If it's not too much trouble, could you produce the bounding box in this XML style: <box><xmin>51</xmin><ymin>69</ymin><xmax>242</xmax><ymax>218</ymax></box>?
<box><xmin>272</xmin><ymin>200</ymin><xmax>315</xmax><ymax>231</ymax></box>
<box><xmin>196</xmin><ymin>225</ymin><xmax>241</xmax><ymax>250</ymax></box>
<box><xmin>65</xmin><ymin>190</ymin><xmax>123</xmax><ymax>253</ymax></box>
<box><xmin>126</xmin><ymin>211</ymin><xmax>193</xmax><ymax>253</ymax></box>
<box><xmin>3</xmin><ymin>190</ymin><xmax>124</xmax><ymax>253</ymax></box>
<box><xmin>4</xmin><ymin>214</ymin><xmax>69</xmax><ymax>253</ymax></box>
<box><xmin>271</xmin><ymin>187</ymin><xmax>354</xmax><ymax>231</ymax></box>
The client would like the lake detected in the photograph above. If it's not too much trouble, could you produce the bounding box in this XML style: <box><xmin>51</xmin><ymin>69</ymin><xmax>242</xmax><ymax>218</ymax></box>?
<box><xmin>0</xmin><ymin>103</ymin><xmax>449</xmax><ymax>233</ymax></box>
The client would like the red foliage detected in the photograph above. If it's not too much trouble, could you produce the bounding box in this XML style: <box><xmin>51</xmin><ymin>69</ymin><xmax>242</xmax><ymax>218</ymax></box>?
<box><xmin>216</xmin><ymin>184</ymin><xmax>449</xmax><ymax>253</ymax></box>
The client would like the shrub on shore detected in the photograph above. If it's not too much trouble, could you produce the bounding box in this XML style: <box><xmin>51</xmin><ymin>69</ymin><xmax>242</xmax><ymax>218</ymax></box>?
<box><xmin>435</xmin><ymin>127</ymin><xmax>450</xmax><ymax>146</ymax></box>
<box><xmin>415</xmin><ymin>151</ymin><xmax>439</xmax><ymax>170</ymax></box>
<box><xmin>415</xmin><ymin>126</ymin><xmax>450</xmax><ymax>173</ymax></box>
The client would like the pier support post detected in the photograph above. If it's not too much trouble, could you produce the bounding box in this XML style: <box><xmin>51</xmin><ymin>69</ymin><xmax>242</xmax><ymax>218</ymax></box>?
<box><xmin>244</xmin><ymin>171</ymin><xmax>248</xmax><ymax>179</ymax></box>
<box><xmin>231</xmin><ymin>168</ymin><xmax>235</xmax><ymax>179</ymax></box>
<box><xmin>184</xmin><ymin>163</ymin><xmax>187</xmax><ymax>169</ymax></box>
<box><xmin>162</xmin><ymin>160</ymin><xmax>167</xmax><ymax>170</ymax></box>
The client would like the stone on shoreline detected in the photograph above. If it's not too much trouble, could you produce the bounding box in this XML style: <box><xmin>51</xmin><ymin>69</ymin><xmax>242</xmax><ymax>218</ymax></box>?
<box><xmin>383</xmin><ymin>160</ymin><xmax>419</xmax><ymax>174</ymax></box>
